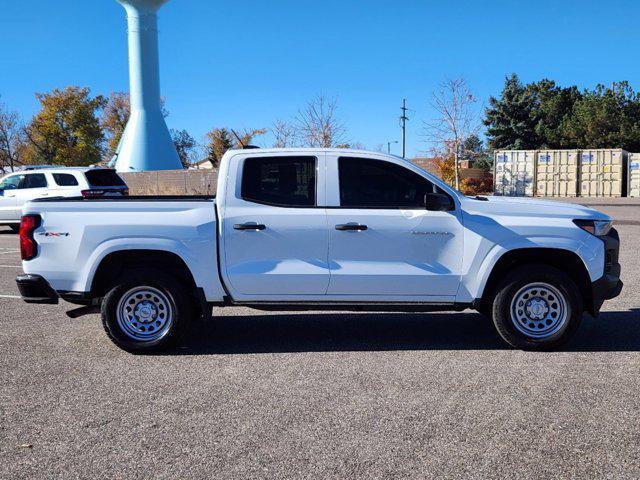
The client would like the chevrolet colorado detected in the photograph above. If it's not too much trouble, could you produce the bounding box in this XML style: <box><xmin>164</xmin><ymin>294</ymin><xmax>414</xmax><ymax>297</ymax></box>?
<box><xmin>16</xmin><ymin>148</ymin><xmax>622</xmax><ymax>352</ymax></box>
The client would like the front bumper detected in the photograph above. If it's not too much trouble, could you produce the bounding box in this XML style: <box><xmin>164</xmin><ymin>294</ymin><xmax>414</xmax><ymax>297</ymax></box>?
<box><xmin>590</xmin><ymin>228</ymin><xmax>622</xmax><ymax>314</ymax></box>
<box><xmin>16</xmin><ymin>274</ymin><xmax>59</xmax><ymax>304</ymax></box>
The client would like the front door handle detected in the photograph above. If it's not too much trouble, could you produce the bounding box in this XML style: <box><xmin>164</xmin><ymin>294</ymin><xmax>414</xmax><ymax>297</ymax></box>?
<box><xmin>234</xmin><ymin>222</ymin><xmax>266</xmax><ymax>231</ymax></box>
<box><xmin>335</xmin><ymin>223</ymin><xmax>368</xmax><ymax>231</ymax></box>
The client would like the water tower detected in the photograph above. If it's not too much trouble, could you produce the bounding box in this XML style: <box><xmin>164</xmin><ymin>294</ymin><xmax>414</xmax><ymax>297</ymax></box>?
<box><xmin>114</xmin><ymin>0</ymin><xmax>182</xmax><ymax>172</ymax></box>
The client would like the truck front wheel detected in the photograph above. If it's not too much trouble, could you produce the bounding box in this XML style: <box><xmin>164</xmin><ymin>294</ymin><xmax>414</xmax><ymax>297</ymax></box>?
<box><xmin>491</xmin><ymin>265</ymin><xmax>583</xmax><ymax>350</ymax></box>
<box><xmin>101</xmin><ymin>269</ymin><xmax>191</xmax><ymax>353</ymax></box>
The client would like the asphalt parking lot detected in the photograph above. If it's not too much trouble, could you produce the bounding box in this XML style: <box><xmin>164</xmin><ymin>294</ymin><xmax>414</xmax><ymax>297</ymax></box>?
<box><xmin>1</xmin><ymin>203</ymin><xmax>639</xmax><ymax>479</ymax></box>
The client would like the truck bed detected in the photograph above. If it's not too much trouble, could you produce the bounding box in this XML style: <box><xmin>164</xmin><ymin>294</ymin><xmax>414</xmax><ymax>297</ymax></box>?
<box><xmin>32</xmin><ymin>195</ymin><xmax>215</xmax><ymax>202</ymax></box>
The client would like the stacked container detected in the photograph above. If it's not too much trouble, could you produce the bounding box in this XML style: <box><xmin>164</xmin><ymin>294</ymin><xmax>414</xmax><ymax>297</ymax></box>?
<box><xmin>629</xmin><ymin>153</ymin><xmax>640</xmax><ymax>198</ymax></box>
<box><xmin>579</xmin><ymin>149</ymin><xmax>627</xmax><ymax>197</ymax></box>
<box><xmin>536</xmin><ymin>150</ymin><xmax>579</xmax><ymax>197</ymax></box>
<box><xmin>493</xmin><ymin>150</ymin><xmax>536</xmax><ymax>196</ymax></box>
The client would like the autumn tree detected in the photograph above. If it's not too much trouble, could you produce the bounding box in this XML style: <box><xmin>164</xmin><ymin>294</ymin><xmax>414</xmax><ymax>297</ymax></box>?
<box><xmin>296</xmin><ymin>95</ymin><xmax>346</xmax><ymax>147</ymax></box>
<box><xmin>204</xmin><ymin>128</ymin><xmax>232</xmax><ymax>167</ymax></box>
<box><xmin>100</xmin><ymin>91</ymin><xmax>170</xmax><ymax>160</ymax></box>
<box><xmin>0</xmin><ymin>99</ymin><xmax>27</xmax><ymax>172</ymax></box>
<box><xmin>24</xmin><ymin>86</ymin><xmax>105</xmax><ymax>166</ymax></box>
<box><xmin>203</xmin><ymin>127</ymin><xmax>265</xmax><ymax>167</ymax></box>
<box><xmin>235</xmin><ymin>128</ymin><xmax>266</xmax><ymax>148</ymax></box>
<box><xmin>424</xmin><ymin>78</ymin><xmax>478</xmax><ymax>190</ymax></box>
<box><xmin>101</xmin><ymin>92</ymin><xmax>130</xmax><ymax>159</ymax></box>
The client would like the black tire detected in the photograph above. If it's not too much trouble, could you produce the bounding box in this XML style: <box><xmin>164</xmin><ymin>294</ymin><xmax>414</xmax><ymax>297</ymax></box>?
<box><xmin>491</xmin><ymin>264</ymin><xmax>583</xmax><ymax>351</ymax></box>
<box><xmin>9</xmin><ymin>225</ymin><xmax>19</xmax><ymax>233</ymax></box>
<box><xmin>101</xmin><ymin>269</ymin><xmax>192</xmax><ymax>353</ymax></box>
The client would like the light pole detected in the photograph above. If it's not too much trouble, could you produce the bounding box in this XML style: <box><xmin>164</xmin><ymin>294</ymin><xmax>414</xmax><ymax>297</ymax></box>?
<box><xmin>387</xmin><ymin>140</ymin><xmax>399</xmax><ymax>154</ymax></box>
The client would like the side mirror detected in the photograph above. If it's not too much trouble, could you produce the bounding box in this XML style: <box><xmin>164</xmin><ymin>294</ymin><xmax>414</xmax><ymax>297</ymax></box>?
<box><xmin>424</xmin><ymin>193</ymin><xmax>454</xmax><ymax>212</ymax></box>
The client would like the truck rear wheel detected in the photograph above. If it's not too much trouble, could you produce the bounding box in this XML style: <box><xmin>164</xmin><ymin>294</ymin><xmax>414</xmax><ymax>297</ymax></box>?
<box><xmin>101</xmin><ymin>269</ymin><xmax>191</xmax><ymax>353</ymax></box>
<box><xmin>491</xmin><ymin>265</ymin><xmax>583</xmax><ymax>350</ymax></box>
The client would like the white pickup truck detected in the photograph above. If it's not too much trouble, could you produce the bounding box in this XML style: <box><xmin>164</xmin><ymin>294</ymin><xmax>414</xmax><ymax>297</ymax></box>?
<box><xmin>16</xmin><ymin>148</ymin><xmax>622</xmax><ymax>352</ymax></box>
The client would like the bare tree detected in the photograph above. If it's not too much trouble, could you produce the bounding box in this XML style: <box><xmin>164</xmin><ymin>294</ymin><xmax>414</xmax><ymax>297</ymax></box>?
<box><xmin>235</xmin><ymin>128</ymin><xmax>266</xmax><ymax>148</ymax></box>
<box><xmin>272</xmin><ymin>119</ymin><xmax>298</xmax><ymax>148</ymax></box>
<box><xmin>296</xmin><ymin>95</ymin><xmax>346</xmax><ymax>148</ymax></box>
<box><xmin>424</xmin><ymin>78</ymin><xmax>478</xmax><ymax>190</ymax></box>
<box><xmin>335</xmin><ymin>141</ymin><xmax>365</xmax><ymax>150</ymax></box>
<box><xmin>0</xmin><ymin>100</ymin><xmax>26</xmax><ymax>172</ymax></box>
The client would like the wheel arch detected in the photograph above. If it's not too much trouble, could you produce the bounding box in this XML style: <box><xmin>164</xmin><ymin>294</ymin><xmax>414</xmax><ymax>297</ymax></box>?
<box><xmin>478</xmin><ymin>247</ymin><xmax>594</xmax><ymax>315</ymax></box>
<box><xmin>90</xmin><ymin>249</ymin><xmax>198</xmax><ymax>298</ymax></box>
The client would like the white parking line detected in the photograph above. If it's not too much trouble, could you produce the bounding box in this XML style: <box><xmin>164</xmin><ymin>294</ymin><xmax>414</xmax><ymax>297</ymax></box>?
<box><xmin>0</xmin><ymin>265</ymin><xmax>21</xmax><ymax>267</ymax></box>
<box><xmin>0</xmin><ymin>294</ymin><xmax>21</xmax><ymax>299</ymax></box>
<box><xmin>0</xmin><ymin>250</ymin><xmax>19</xmax><ymax>255</ymax></box>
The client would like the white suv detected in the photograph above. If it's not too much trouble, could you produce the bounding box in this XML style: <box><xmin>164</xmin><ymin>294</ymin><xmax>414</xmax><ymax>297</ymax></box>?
<box><xmin>0</xmin><ymin>167</ymin><xmax>128</xmax><ymax>231</ymax></box>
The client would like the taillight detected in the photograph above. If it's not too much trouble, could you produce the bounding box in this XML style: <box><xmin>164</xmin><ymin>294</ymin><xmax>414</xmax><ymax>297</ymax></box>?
<box><xmin>20</xmin><ymin>215</ymin><xmax>41</xmax><ymax>261</ymax></box>
<box><xmin>82</xmin><ymin>189</ymin><xmax>104</xmax><ymax>198</ymax></box>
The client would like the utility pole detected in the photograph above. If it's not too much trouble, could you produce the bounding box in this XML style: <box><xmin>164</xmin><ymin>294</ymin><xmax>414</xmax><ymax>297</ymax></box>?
<box><xmin>400</xmin><ymin>99</ymin><xmax>408</xmax><ymax>158</ymax></box>
<box><xmin>387</xmin><ymin>140</ymin><xmax>398</xmax><ymax>154</ymax></box>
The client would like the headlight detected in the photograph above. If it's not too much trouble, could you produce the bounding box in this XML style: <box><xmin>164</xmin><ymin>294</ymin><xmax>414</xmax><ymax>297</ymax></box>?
<box><xmin>573</xmin><ymin>219</ymin><xmax>613</xmax><ymax>236</ymax></box>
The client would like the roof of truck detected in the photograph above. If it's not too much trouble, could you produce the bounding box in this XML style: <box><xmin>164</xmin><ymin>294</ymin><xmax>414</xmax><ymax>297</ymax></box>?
<box><xmin>227</xmin><ymin>147</ymin><xmax>397</xmax><ymax>154</ymax></box>
<box><xmin>225</xmin><ymin>147</ymin><xmax>405</xmax><ymax>160</ymax></box>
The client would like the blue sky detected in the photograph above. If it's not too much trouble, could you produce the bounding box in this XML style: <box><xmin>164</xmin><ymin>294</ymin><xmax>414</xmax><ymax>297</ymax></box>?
<box><xmin>1</xmin><ymin>0</ymin><xmax>639</xmax><ymax>157</ymax></box>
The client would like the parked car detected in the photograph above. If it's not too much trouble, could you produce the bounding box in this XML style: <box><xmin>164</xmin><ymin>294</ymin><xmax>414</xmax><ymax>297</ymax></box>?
<box><xmin>0</xmin><ymin>167</ymin><xmax>128</xmax><ymax>231</ymax></box>
<box><xmin>16</xmin><ymin>148</ymin><xmax>621</xmax><ymax>352</ymax></box>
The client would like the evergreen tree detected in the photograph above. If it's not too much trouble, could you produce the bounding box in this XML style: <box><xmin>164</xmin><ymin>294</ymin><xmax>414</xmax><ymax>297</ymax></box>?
<box><xmin>527</xmin><ymin>79</ymin><xmax>581</xmax><ymax>148</ymax></box>
<box><xmin>484</xmin><ymin>74</ymin><xmax>538</xmax><ymax>150</ymax></box>
<box><xmin>204</xmin><ymin>128</ymin><xmax>233</xmax><ymax>167</ymax></box>
<box><xmin>170</xmin><ymin>129</ymin><xmax>197</xmax><ymax>168</ymax></box>
<box><xmin>461</xmin><ymin>134</ymin><xmax>493</xmax><ymax>171</ymax></box>
<box><xmin>561</xmin><ymin>82</ymin><xmax>640</xmax><ymax>151</ymax></box>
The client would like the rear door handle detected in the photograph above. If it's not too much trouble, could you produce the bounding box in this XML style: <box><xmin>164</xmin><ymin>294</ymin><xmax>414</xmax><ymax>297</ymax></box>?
<box><xmin>335</xmin><ymin>223</ymin><xmax>368</xmax><ymax>231</ymax></box>
<box><xmin>234</xmin><ymin>222</ymin><xmax>266</xmax><ymax>231</ymax></box>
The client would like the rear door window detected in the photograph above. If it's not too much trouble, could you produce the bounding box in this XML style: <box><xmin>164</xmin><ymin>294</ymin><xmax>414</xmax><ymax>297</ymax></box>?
<box><xmin>0</xmin><ymin>175</ymin><xmax>22</xmax><ymax>190</ymax></box>
<box><xmin>20</xmin><ymin>173</ymin><xmax>47</xmax><ymax>189</ymax></box>
<box><xmin>241</xmin><ymin>156</ymin><xmax>317</xmax><ymax>207</ymax></box>
<box><xmin>85</xmin><ymin>170</ymin><xmax>126</xmax><ymax>187</ymax></box>
<box><xmin>53</xmin><ymin>173</ymin><xmax>79</xmax><ymax>186</ymax></box>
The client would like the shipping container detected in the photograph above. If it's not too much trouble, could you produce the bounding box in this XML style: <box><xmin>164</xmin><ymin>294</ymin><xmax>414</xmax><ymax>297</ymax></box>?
<box><xmin>629</xmin><ymin>153</ymin><xmax>640</xmax><ymax>198</ymax></box>
<box><xmin>493</xmin><ymin>150</ymin><xmax>536</xmax><ymax>196</ymax></box>
<box><xmin>536</xmin><ymin>150</ymin><xmax>579</xmax><ymax>197</ymax></box>
<box><xmin>579</xmin><ymin>149</ymin><xmax>627</xmax><ymax>197</ymax></box>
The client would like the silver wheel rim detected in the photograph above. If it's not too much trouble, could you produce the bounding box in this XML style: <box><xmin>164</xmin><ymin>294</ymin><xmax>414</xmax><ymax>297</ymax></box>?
<box><xmin>510</xmin><ymin>282</ymin><xmax>568</xmax><ymax>339</ymax></box>
<box><xmin>116</xmin><ymin>286</ymin><xmax>173</xmax><ymax>342</ymax></box>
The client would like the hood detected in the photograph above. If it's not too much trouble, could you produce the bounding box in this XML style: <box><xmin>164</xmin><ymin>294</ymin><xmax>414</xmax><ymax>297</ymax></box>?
<box><xmin>459</xmin><ymin>195</ymin><xmax>610</xmax><ymax>221</ymax></box>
